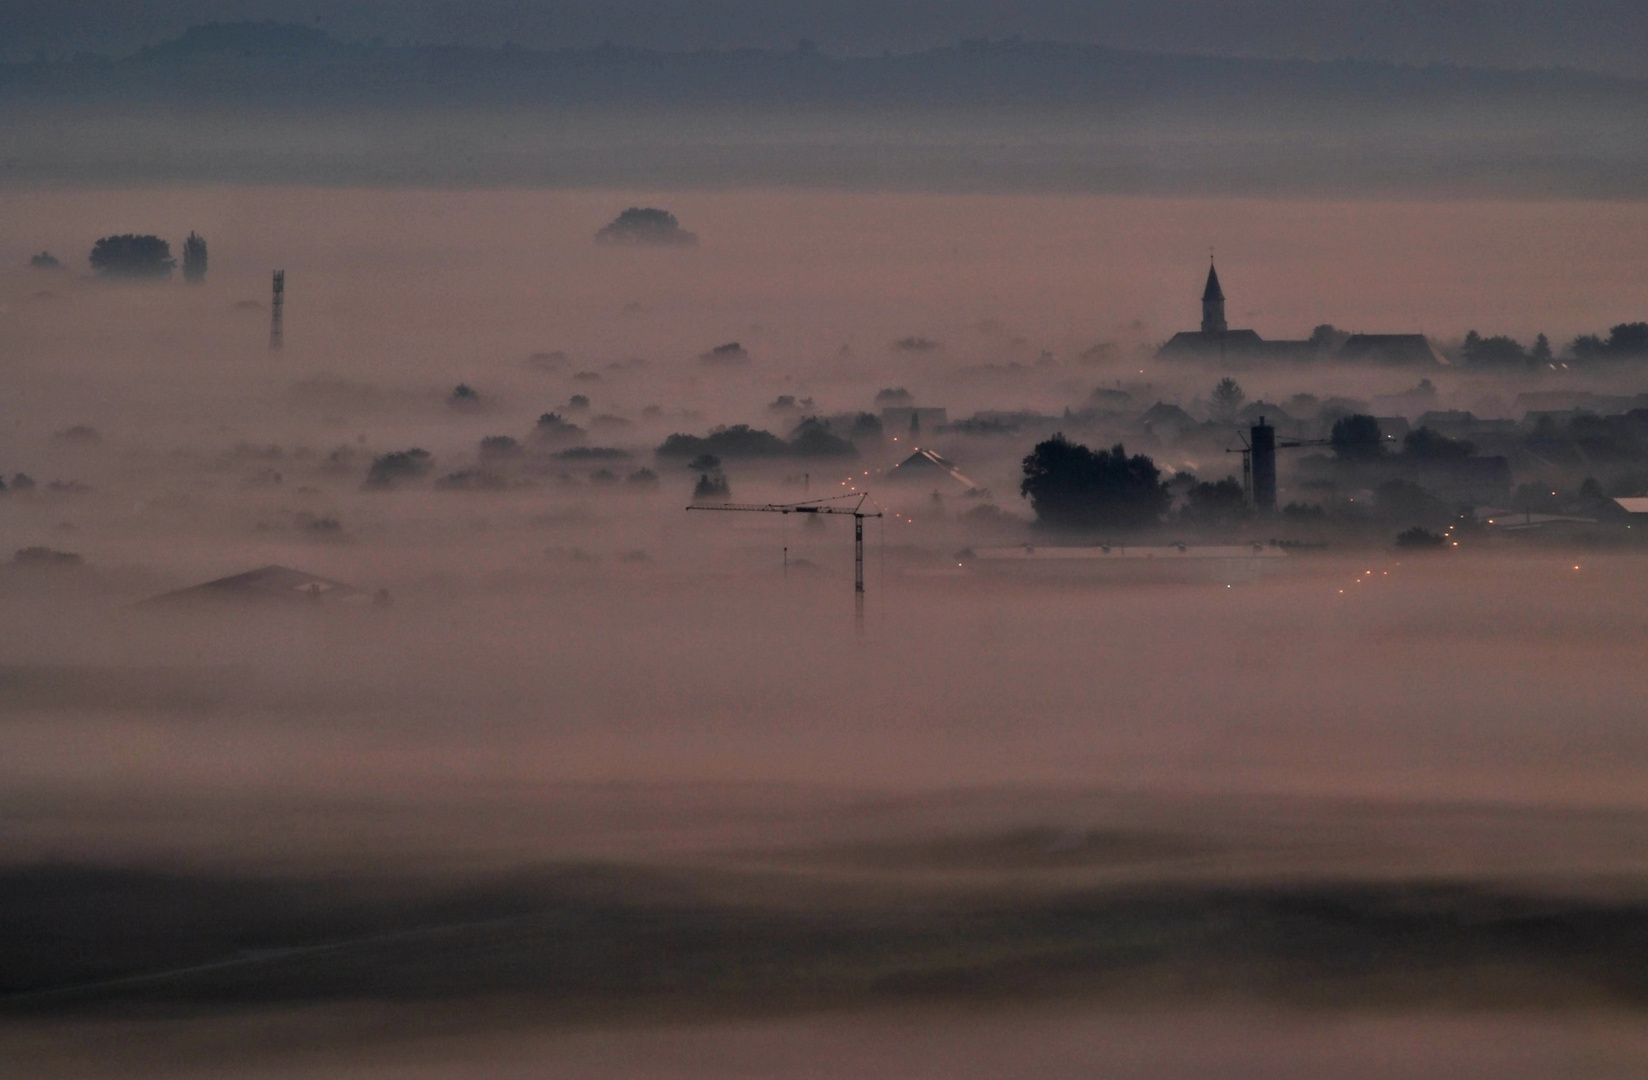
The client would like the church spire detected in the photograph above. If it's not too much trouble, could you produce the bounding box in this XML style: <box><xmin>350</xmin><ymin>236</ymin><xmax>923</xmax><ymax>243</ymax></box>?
<box><xmin>1200</xmin><ymin>261</ymin><xmax>1227</xmax><ymax>334</ymax></box>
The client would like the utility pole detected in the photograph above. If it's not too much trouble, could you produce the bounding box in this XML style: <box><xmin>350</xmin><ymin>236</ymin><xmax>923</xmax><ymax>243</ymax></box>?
<box><xmin>269</xmin><ymin>270</ymin><xmax>284</xmax><ymax>351</ymax></box>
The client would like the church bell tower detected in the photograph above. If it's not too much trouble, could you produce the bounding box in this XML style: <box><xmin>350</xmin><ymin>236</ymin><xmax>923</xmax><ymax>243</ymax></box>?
<box><xmin>1201</xmin><ymin>262</ymin><xmax>1227</xmax><ymax>334</ymax></box>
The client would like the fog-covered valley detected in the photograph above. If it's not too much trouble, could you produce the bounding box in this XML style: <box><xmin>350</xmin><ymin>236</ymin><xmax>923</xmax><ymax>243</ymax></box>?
<box><xmin>5</xmin><ymin>186</ymin><xmax>1648</xmax><ymax>1077</ymax></box>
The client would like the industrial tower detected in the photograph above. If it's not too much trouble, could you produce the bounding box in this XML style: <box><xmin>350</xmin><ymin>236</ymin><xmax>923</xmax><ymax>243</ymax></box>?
<box><xmin>269</xmin><ymin>270</ymin><xmax>284</xmax><ymax>351</ymax></box>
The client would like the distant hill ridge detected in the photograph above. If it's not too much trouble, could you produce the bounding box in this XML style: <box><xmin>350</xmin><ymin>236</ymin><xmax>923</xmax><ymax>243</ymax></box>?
<box><xmin>3</xmin><ymin>20</ymin><xmax>1643</xmax><ymax>109</ymax></box>
<box><xmin>135</xmin><ymin>21</ymin><xmax>334</xmax><ymax>59</ymax></box>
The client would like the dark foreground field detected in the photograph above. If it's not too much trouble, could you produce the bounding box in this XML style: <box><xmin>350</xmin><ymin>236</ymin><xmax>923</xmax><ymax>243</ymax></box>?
<box><xmin>7</xmin><ymin>830</ymin><xmax>1648</xmax><ymax>1018</ymax></box>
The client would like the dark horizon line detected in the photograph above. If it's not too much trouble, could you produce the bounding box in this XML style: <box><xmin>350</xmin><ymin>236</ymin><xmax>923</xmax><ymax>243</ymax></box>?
<box><xmin>7</xmin><ymin>19</ymin><xmax>1644</xmax><ymax>91</ymax></box>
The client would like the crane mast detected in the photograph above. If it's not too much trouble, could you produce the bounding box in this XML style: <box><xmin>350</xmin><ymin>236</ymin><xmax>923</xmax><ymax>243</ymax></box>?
<box><xmin>687</xmin><ymin>493</ymin><xmax>883</xmax><ymax>631</ymax></box>
<box><xmin>1227</xmin><ymin>417</ymin><xmax>1331</xmax><ymax>511</ymax></box>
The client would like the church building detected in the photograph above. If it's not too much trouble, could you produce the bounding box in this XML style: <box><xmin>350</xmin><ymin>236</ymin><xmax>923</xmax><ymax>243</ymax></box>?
<box><xmin>1157</xmin><ymin>263</ymin><xmax>1273</xmax><ymax>360</ymax></box>
<box><xmin>1156</xmin><ymin>263</ymin><xmax>1441</xmax><ymax>365</ymax></box>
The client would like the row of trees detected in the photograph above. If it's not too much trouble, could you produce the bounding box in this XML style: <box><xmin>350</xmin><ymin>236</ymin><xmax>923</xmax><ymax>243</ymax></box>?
<box><xmin>1460</xmin><ymin>325</ymin><xmax>1648</xmax><ymax>366</ymax></box>
<box><xmin>36</xmin><ymin>233</ymin><xmax>209</xmax><ymax>282</ymax></box>
<box><xmin>1021</xmin><ymin>421</ymin><xmax>1477</xmax><ymax>531</ymax></box>
<box><xmin>1330</xmin><ymin>415</ymin><xmax>1478</xmax><ymax>463</ymax></box>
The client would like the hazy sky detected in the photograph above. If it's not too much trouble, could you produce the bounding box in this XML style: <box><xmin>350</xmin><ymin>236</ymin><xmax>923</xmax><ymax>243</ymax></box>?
<box><xmin>3</xmin><ymin>1</ymin><xmax>1646</xmax><ymax>77</ymax></box>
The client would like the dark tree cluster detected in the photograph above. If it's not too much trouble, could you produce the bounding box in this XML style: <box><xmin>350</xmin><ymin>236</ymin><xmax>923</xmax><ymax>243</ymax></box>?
<box><xmin>1455</xmin><ymin>324</ymin><xmax>1648</xmax><ymax>366</ymax></box>
<box><xmin>1019</xmin><ymin>435</ymin><xmax>1170</xmax><ymax>532</ymax></box>
<box><xmin>693</xmin><ymin>472</ymin><xmax>731</xmax><ymax>500</ymax></box>
<box><xmin>556</xmin><ymin>447</ymin><xmax>631</xmax><ymax>461</ymax></box>
<box><xmin>1530</xmin><ymin>410</ymin><xmax>1648</xmax><ymax>470</ymax></box>
<box><xmin>365</xmin><ymin>449</ymin><xmax>432</xmax><ymax>488</ymax></box>
<box><xmin>1460</xmin><ymin>330</ymin><xmax>1551</xmax><ymax>368</ymax></box>
<box><xmin>1330</xmin><ymin>414</ymin><xmax>1387</xmax><ymax>462</ymax></box>
<box><xmin>595</xmin><ymin>208</ymin><xmax>697</xmax><ymax>246</ymax></box>
<box><xmin>478</xmin><ymin>435</ymin><xmax>522</xmax><ymax>459</ymax></box>
<box><xmin>1402</xmin><ymin>427</ymin><xmax>1475</xmax><ymax>460</ymax></box>
<box><xmin>89</xmin><ymin>235</ymin><xmax>175</xmax><ymax>279</ymax></box>
<box><xmin>1570</xmin><ymin>323</ymin><xmax>1648</xmax><ymax>362</ymax></box>
<box><xmin>699</xmin><ymin>342</ymin><xmax>749</xmax><ymax>364</ymax></box>
<box><xmin>534</xmin><ymin>412</ymin><xmax>585</xmax><ymax>441</ymax></box>
<box><xmin>657</xmin><ymin>422</ymin><xmax>855</xmax><ymax>461</ymax></box>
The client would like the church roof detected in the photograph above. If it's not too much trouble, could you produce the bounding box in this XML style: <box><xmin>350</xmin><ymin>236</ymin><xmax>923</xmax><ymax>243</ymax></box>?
<box><xmin>1337</xmin><ymin>334</ymin><xmax>1444</xmax><ymax>365</ymax></box>
<box><xmin>1202</xmin><ymin>264</ymin><xmax>1224</xmax><ymax>303</ymax></box>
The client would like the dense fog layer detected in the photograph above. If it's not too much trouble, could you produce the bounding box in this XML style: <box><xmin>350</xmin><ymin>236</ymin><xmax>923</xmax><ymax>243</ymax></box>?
<box><xmin>5</xmin><ymin>187</ymin><xmax>1648</xmax><ymax>1076</ymax></box>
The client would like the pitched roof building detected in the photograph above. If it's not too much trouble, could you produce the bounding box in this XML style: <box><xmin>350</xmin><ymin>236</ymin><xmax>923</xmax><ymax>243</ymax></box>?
<box><xmin>1156</xmin><ymin>265</ymin><xmax>1440</xmax><ymax>366</ymax></box>
<box><xmin>145</xmin><ymin>565</ymin><xmax>377</xmax><ymax>607</ymax></box>
<box><xmin>1158</xmin><ymin>262</ymin><xmax>1278</xmax><ymax>360</ymax></box>
<box><xmin>1337</xmin><ymin>334</ymin><xmax>1447</xmax><ymax>366</ymax></box>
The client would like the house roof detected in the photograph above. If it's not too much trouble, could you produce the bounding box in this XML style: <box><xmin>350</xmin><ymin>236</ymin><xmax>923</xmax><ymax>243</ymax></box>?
<box><xmin>145</xmin><ymin>565</ymin><xmax>372</xmax><ymax>606</ymax></box>
<box><xmin>886</xmin><ymin>448</ymin><xmax>979</xmax><ymax>489</ymax></box>
<box><xmin>1140</xmin><ymin>401</ymin><xmax>1195</xmax><ymax>426</ymax></box>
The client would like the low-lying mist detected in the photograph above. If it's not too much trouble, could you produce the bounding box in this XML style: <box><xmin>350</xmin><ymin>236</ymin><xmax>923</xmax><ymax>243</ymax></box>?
<box><xmin>4</xmin><ymin>186</ymin><xmax>1648</xmax><ymax>1077</ymax></box>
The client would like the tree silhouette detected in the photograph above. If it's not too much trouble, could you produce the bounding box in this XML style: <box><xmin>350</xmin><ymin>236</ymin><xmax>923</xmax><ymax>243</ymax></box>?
<box><xmin>1566</xmin><ymin>323</ymin><xmax>1648</xmax><ymax>362</ymax></box>
<box><xmin>1309</xmin><ymin>324</ymin><xmax>1350</xmax><ymax>353</ymax></box>
<box><xmin>1184</xmin><ymin>476</ymin><xmax>1249</xmax><ymax>524</ymax></box>
<box><xmin>1607</xmin><ymin>323</ymin><xmax>1648</xmax><ymax>356</ymax></box>
<box><xmin>1020</xmin><ymin>435</ymin><xmax>1169</xmax><ymax>531</ymax></box>
<box><xmin>89</xmin><ymin>235</ymin><xmax>175</xmax><ymax>279</ymax></box>
<box><xmin>693</xmin><ymin>472</ymin><xmax>730</xmax><ymax>501</ymax></box>
<box><xmin>182</xmin><ymin>232</ymin><xmax>208</xmax><ymax>283</ymax></box>
<box><xmin>365</xmin><ymin>449</ymin><xmax>432</xmax><ymax>488</ymax></box>
<box><xmin>1461</xmin><ymin>330</ymin><xmax>1528</xmax><ymax>367</ymax></box>
<box><xmin>1210</xmin><ymin>377</ymin><xmax>1245</xmax><ymax>419</ymax></box>
<box><xmin>596</xmin><ymin>208</ymin><xmax>697</xmax><ymax>246</ymax></box>
<box><xmin>1403</xmin><ymin>427</ymin><xmax>1474</xmax><ymax>460</ymax></box>
<box><xmin>1331</xmin><ymin>414</ymin><xmax>1386</xmax><ymax>462</ymax></box>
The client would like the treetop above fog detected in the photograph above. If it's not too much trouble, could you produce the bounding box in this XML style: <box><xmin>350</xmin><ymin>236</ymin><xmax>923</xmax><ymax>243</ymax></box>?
<box><xmin>1020</xmin><ymin>434</ymin><xmax>1170</xmax><ymax>532</ymax></box>
<box><xmin>89</xmin><ymin>234</ymin><xmax>175</xmax><ymax>279</ymax></box>
<box><xmin>596</xmin><ymin>208</ymin><xmax>698</xmax><ymax>247</ymax></box>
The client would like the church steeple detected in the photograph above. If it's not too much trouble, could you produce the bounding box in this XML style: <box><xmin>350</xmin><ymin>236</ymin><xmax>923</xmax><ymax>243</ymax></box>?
<box><xmin>1201</xmin><ymin>262</ymin><xmax>1227</xmax><ymax>334</ymax></box>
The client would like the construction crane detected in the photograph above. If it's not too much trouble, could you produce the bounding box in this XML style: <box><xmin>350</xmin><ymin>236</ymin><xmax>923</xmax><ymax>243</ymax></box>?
<box><xmin>687</xmin><ymin>492</ymin><xmax>883</xmax><ymax>631</ymax></box>
<box><xmin>1226</xmin><ymin>417</ymin><xmax>1331</xmax><ymax>511</ymax></box>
